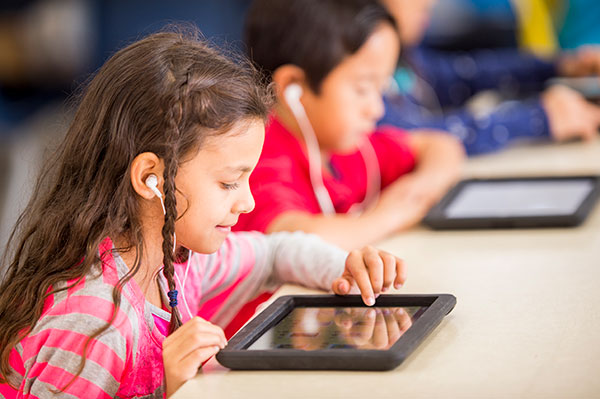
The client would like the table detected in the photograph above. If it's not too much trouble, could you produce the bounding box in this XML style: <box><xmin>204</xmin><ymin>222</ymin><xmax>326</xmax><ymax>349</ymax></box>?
<box><xmin>174</xmin><ymin>140</ymin><xmax>600</xmax><ymax>399</ymax></box>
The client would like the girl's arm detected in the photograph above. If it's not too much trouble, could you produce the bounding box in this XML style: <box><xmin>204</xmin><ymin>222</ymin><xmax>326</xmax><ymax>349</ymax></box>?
<box><xmin>257</xmin><ymin>231</ymin><xmax>406</xmax><ymax>306</ymax></box>
<box><xmin>267</xmin><ymin>132</ymin><xmax>464</xmax><ymax>250</ymax></box>
<box><xmin>4</xmin><ymin>308</ymin><xmax>130</xmax><ymax>398</ymax></box>
<box><xmin>197</xmin><ymin>231</ymin><xmax>407</xmax><ymax>326</ymax></box>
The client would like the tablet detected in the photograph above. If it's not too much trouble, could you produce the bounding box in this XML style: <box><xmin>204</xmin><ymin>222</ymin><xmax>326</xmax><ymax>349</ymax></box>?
<box><xmin>423</xmin><ymin>176</ymin><xmax>600</xmax><ymax>229</ymax></box>
<box><xmin>215</xmin><ymin>294</ymin><xmax>456</xmax><ymax>371</ymax></box>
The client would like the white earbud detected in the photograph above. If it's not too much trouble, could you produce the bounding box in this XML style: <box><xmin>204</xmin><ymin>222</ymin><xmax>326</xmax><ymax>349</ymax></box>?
<box><xmin>145</xmin><ymin>174</ymin><xmax>162</xmax><ymax>199</ymax></box>
<box><xmin>145</xmin><ymin>174</ymin><xmax>166</xmax><ymax>216</ymax></box>
<box><xmin>284</xmin><ymin>83</ymin><xmax>303</xmax><ymax>106</ymax></box>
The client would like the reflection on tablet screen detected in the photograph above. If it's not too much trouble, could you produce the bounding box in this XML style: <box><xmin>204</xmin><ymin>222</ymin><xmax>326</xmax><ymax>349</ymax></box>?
<box><xmin>247</xmin><ymin>306</ymin><xmax>426</xmax><ymax>351</ymax></box>
<box><xmin>444</xmin><ymin>180</ymin><xmax>594</xmax><ymax>218</ymax></box>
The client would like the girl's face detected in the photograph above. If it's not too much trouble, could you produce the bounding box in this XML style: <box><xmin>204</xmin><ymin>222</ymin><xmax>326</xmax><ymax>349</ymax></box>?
<box><xmin>174</xmin><ymin>119</ymin><xmax>265</xmax><ymax>253</ymax></box>
<box><xmin>381</xmin><ymin>0</ymin><xmax>437</xmax><ymax>46</ymax></box>
<box><xmin>300</xmin><ymin>23</ymin><xmax>400</xmax><ymax>153</ymax></box>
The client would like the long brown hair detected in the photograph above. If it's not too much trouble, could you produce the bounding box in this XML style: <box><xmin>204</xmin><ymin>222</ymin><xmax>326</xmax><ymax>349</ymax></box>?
<box><xmin>0</xmin><ymin>27</ymin><xmax>272</xmax><ymax>386</ymax></box>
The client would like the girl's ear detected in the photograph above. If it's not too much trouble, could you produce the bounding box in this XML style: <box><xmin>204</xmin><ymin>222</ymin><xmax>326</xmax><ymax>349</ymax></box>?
<box><xmin>130</xmin><ymin>152</ymin><xmax>164</xmax><ymax>199</ymax></box>
<box><xmin>272</xmin><ymin>65</ymin><xmax>311</xmax><ymax>105</ymax></box>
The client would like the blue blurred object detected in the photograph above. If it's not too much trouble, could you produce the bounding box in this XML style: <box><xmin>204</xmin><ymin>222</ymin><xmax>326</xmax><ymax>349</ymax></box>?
<box><xmin>96</xmin><ymin>0</ymin><xmax>250</xmax><ymax>67</ymax></box>
<box><xmin>0</xmin><ymin>0</ymin><xmax>251</xmax><ymax>134</ymax></box>
<box><xmin>557</xmin><ymin>0</ymin><xmax>600</xmax><ymax>49</ymax></box>
<box><xmin>380</xmin><ymin>46</ymin><xmax>558</xmax><ymax>155</ymax></box>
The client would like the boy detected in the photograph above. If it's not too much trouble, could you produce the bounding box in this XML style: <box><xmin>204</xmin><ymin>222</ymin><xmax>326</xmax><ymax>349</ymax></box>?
<box><xmin>234</xmin><ymin>0</ymin><xmax>464</xmax><ymax>250</ymax></box>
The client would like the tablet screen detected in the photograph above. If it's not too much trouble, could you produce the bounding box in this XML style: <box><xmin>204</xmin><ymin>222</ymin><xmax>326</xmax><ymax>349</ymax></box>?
<box><xmin>444</xmin><ymin>179</ymin><xmax>594</xmax><ymax>218</ymax></box>
<box><xmin>247</xmin><ymin>306</ymin><xmax>426</xmax><ymax>351</ymax></box>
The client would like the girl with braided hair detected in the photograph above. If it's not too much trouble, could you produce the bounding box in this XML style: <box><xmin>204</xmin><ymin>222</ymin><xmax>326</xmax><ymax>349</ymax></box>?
<box><xmin>0</xmin><ymin>28</ymin><xmax>407</xmax><ymax>398</ymax></box>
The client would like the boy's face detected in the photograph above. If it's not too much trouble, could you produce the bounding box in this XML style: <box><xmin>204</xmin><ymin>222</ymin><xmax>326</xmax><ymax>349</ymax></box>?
<box><xmin>174</xmin><ymin>119</ymin><xmax>265</xmax><ymax>254</ymax></box>
<box><xmin>300</xmin><ymin>23</ymin><xmax>400</xmax><ymax>153</ymax></box>
<box><xmin>381</xmin><ymin>0</ymin><xmax>437</xmax><ymax>46</ymax></box>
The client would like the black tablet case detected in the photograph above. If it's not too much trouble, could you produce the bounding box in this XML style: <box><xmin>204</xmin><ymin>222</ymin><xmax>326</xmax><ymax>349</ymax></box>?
<box><xmin>423</xmin><ymin>176</ymin><xmax>600</xmax><ymax>230</ymax></box>
<box><xmin>216</xmin><ymin>294</ymin><xmax>456</xmax><ymax>371</ymax></box>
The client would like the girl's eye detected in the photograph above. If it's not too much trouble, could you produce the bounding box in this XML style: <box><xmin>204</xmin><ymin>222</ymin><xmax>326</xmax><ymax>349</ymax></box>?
<box><xmin>221</xmin><ymin>182</ymin><xmax>240</xmax><ymax>190</ymax></box>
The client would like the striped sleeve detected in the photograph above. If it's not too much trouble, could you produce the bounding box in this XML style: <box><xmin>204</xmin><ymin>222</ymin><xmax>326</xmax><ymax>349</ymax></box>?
<box><xmin>197</xmin><ymin>231</ymin><xmax>347</xmax><ymax>327</ymax></box>
<box><xmin>8</xmin><ymin>295</ymin><xmax>132</xmax><ymax>398</ymax></box>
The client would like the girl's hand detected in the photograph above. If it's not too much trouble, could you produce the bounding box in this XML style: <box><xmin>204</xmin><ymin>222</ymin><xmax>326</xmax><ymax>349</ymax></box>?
<box><xmin>332</xmin><ymin>246</ymin><xmax>406</xmax><ymax>306</ymax></box>
<box><xmin>163</xmin><ymin>317</ymin><xmax>227</xmax><ymax>397</ymax></box>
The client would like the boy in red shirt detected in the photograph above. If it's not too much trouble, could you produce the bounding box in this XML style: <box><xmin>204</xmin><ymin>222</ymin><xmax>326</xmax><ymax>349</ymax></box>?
<box><xmin>235</xmin><ymin>0</ymin><xmax>464</xmax><ymax>250</ymax></box>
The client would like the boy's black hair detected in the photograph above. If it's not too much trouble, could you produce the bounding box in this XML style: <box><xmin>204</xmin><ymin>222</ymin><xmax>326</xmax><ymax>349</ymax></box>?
<box><xmin>244</xmin><ymin>0</ymin><xmax>396</xmax><ymax>93</ymax></box>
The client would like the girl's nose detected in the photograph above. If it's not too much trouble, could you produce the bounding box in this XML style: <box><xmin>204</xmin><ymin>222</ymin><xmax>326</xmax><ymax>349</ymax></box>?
<box><xmin>233</xmin><ymin>183</ymin><xmax>255</xmax><ymax>214</ymax></box>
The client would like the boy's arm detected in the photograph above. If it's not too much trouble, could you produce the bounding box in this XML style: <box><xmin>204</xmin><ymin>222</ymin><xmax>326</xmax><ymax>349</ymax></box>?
<box><xmin>405</xmin><ymin>131</ymin><xmax>465</xmax><ymax>201</ymax></box>
<box><xmin>267</xmin><ymin>209</ymin><xmax>408</xmax><ymax>251</ymax></box>
<box><xmin>268</xmin><ymin>132</ymin><xmax>464</xmax><ymax>250</ymax></box>
<box><xmin>381</xmin><ymin>95</ymin><xmax>551</xmax><ymax>156</ymax></box>
<box><xmin>411</xmin><ymin>47</ymin><xmax>557</xmax><ymax>107</ymax></box>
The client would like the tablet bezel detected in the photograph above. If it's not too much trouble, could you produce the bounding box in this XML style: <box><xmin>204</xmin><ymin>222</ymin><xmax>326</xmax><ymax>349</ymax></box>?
<box><xmin>215</xmin><ymin>294</ymin><xmax>457</xmax><ymax>371</ymax></box>
<box><xmin>423</xmin><ymin>175</ymin><xmax>600</xmax><ymax>230</ymax></box>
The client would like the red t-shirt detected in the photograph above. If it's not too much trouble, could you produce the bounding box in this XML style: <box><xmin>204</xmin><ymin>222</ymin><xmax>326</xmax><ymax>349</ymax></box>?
<box><xmin>235</xmin><ymin>117</ymin><xmax>417</xmax><ymax>232</ymax></box>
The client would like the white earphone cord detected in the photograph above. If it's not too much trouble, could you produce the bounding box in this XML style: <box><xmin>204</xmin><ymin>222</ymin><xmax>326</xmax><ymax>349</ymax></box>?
<box><xmin>288</xmin><ymin>96</ymin><xmax>336</xmax><ymax>215</ymax></box>
<box><xmin>146</xmin><ymin>175</ymin><xmax>192</xmax><ymax>318</ymax></box>
<box><xmin>287</xmin><ymin>88</ymin><xmax>380</xmax><ymax>216</ymax></box>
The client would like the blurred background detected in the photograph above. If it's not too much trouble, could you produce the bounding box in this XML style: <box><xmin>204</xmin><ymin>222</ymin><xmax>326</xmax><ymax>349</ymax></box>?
<box><xmin>0</xmin><ymin>0</ymin><xmax>599</xmax><ymax>252</ymax></box>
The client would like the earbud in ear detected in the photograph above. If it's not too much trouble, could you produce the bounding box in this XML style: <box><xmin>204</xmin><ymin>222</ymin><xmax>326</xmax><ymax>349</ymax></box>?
<box><xmin>284</xmin><ymin>83</ymin><xmax>303</xmax><ymax>106</ymax></box>
<box><xmin>145</xmin><ymin>174</ymin><xmax>162</xmax><ymax>199</ymax></box>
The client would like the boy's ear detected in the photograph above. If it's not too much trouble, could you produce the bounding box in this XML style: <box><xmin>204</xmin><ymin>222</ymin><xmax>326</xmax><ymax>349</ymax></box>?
<box><xmin>130</xmin><ymin>152</ymin><xmax>165</xmax><ymax>199</ymax></box>
<box><xmin>272</xmin><ymin>65</ymin><xmax>309</xmax><ymax>103</ymax></box>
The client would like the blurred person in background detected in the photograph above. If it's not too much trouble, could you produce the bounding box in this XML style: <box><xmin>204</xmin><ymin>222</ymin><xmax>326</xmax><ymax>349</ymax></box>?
<box><xmin>379</xmin><ymin>0</ymin><xmax>600</xmax><ymax>156</ymax></box>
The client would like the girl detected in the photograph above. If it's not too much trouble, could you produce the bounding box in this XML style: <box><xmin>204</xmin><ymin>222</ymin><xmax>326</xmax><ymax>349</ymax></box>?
<box><xmin>0</xmin><ymin>30</ymin><xmax>406</xmax><ymax>398</ymax></box>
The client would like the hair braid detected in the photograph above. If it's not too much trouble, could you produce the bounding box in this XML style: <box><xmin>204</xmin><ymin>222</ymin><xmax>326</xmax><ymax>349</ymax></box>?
<box><xmin>161</xmin><ymin>73</ymin><xmax>190</xmax><ymax>334</ymax></box>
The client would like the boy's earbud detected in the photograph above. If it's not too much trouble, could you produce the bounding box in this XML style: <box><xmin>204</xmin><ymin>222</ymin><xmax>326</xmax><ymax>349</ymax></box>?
<box><xmin>145</xmin><ymin>174</ymin><xmax>162</xmax><ymax>199</ymax></box>
<box><xmin>284</xmin><ymin>83</ymin><xmax>303</xmax><ymax>107</ymax></box>
<box><xmin>282</xmin><ymin>82</ymin><xmax>336</xmax><ymax>216</ymax></box>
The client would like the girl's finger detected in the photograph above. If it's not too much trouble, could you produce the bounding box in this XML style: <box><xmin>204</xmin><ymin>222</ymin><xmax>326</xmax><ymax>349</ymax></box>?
<box><xmin>363</xmin><ymin>247</ymin><xmax>384</xmax><ymax>296</ymax></box>
<box><xmin>177</xmin><ymin>345</ymin><xmax>221</xmax><ymax>376</ymax></box>
<box><xmin>381</xmin><ymin>252</ymin><xmax>396</xmax><ymax>292</ymax></box>
<box><xmin>332</xmin><ymin>276</ymin><xmax>352</xmax><ymax>295</ymax></box>
<box><xmin>163</xmin><ymin>318</ymin><xmax>227</xmax><ymax>357</ymax></box>
<box><xmin>394</xmin><ymin>257</ymin><xmax>407</xmax><ymax>289</ymax></box>
<box><xmin>346</xmin><ymin>253</ymin><xmax>376</xmax><ymax>306</ymax></box>
<box><xmin>163</xmin><ymin>331</ymin><xmax>225</xmax><ymax>365</ymax></box>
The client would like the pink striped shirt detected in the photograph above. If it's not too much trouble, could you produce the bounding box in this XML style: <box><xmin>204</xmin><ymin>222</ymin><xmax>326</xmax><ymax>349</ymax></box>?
<box><xmin>1</xmin><ymin>231</ymin><xmax>346</xmax><ymax>398</ymax></box>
